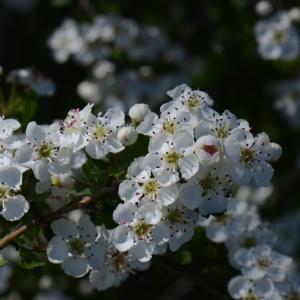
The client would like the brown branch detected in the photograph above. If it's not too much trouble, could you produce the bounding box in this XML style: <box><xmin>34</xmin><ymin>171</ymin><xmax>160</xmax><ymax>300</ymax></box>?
<box><xmin>0</xmin><ymin>185</ymin><xmax>117</xmax><ymax>251</ymax></box>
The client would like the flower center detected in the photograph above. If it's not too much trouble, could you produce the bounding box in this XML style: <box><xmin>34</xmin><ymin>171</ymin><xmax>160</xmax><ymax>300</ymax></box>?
<box><xmin>93</xmin><ymin>125</ymin><xmax>108</xmax><ymax>141</ymax></box>
<box><xmin>51</xmin><ymin>175</ymin><xmax>61</xmax><ymax>187</ymax></box>
<box><xmin>242</xmin><ymin>238</ymin><xmax>257</xmax><ymax>249</ymax></box>
<box><xmin>167</xmin><ymin>208</ymin><xmax>184</xmax><ymax>224</ymax></box>
<box><xmin>164</xmin><ymin>151</ymin><xmax>181</xmax><ymax>167</ymax></box>
<box><xmin>163</xmin><ymin>119</ymin><xmax>177</xmax><ymax>134</ymax></box>
<box><xmin>69</xmin><ymin>238</ymin><xmax>85</xmax><ymax>256</ymax></box>
<box><xmin>245</xmin><ymin>293</ymin><xmax>258</xmax><ymax>300</ymax></box>
<box><xmin>257</xmin><ymin>258</ymin><xmax>269</xmax><ymax>268</ymax></box>
<box><xmin>133</xmin><ymin>221</ymin><xmax>152</xmax><ymax>239</ymax></box>
<box><xmin>274</xmin><ymin>30</ymin><xmax>286</xmax><ymax>44</ymax></box>
<box><xmin>143</xmin><ymin>179</ymin><xmax>159</xmax><ymax>196</ymax></box>
<box><xmin>38</xmin><ymin>143</ymin><xmax>52</xmax><ymax>158</ymax></box>
<box><xmin>202</xmin><ymin>144</ymin><xmax>218</xmax><ymax>156</ymax></box>
<box><xmin>215</xmin><ymin>213</ymin><xmax>229</xmax><ymax>225</ymax></box>
<box><xmin>111</xmin><ymin>252</ymin><xmax>127</xmax><ymax>273</ymax></box>
<box><xmin>240</xmin><ymin>148</ymin><xmax>256</xmax><ymax>165</ymax></box>
<box><xmin>186</xmin><ymin>96</ymin><xmax>200</xmax><ymax>111</ymax></box>
<box><xmin>199</xmin><ymin>175</ymin><xmax>216</xmax><ymax>191</ymax></box>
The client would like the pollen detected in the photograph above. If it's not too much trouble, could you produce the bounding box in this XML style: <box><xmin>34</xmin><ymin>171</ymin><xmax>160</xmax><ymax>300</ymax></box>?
<box><xmin>164</xmin><ymin>151</ymin><xmax>181</xmax><ymax>167</ymax></box>
<box><xmin>38</xmin><ymin>143</ymin><xmax>53</xmax><ymax>158</ymax></box>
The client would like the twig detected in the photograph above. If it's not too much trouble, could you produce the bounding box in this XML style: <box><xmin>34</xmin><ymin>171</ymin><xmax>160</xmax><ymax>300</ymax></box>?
<box><xmin>0</xmin><ymin>185</ymin><xmax>117</xmax><ymax>251</ymax></box>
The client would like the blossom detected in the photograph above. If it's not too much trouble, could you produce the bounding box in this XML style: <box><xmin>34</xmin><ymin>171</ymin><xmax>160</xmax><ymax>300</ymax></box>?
<box><xmin>118</xmin><ymin>157</ymin><xmax>179</xmax><ymax>207</ymax></box>
<box><xmin>0</xmin><ymin>166</ymin><xmax>29</xmax><ymax>221</ymax></box>
<box><xmin>228</xmin><ymin>275</ymin><xmax>281</xmax><ymax>300</ymax></box>
<box><xmin>233</xmin><ymin>245</ymin><xmax>292</xmax><ymax>282</ymax></box>
<box><xmin>117</xmin><ymin>126</ymin><xmax>138</xmax><ymax>146</ymax></box>
<box><xmin>85</xmin><ymin>108</ymin><xmax>125</xmax><ymax>159</ymax></box>
<box><xmin>179</xmin><ymin>165</ymin><xmax>232</xmax><ymax>216</ymax></box>
<box><xmin>224</xmin><ymin>130</ymin><xmax>274</xmax><ymax>186</ymax></box>
<box><xmin>112</xmin><ymin>202</ymin><xmax>169</xmax><ymax>262</ymax></box>
<box><xmin>254</xmin><ymin>12</ymin><xmax>300</xmax><ymax>61</ymax></box>
<box><xmin>143</xmin><ymin>131</ymin><xmax>199</xmax><ymax>186</ymax></box>
<box><xmin>47</xmin><ymin>215</ymin><xmax>105</xmax><ymax>278</ymax></box>
<box><xmin>89</xmin><ymin>226</ymin><xmax>150</xmax><ymax>291</ymax></box>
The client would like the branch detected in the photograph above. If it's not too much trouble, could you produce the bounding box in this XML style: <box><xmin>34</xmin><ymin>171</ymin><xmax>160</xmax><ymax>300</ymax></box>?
<box><xmin>0</xmin><ymin>185</ymin><xmax>117</xmax><ymax>251</ymax></box>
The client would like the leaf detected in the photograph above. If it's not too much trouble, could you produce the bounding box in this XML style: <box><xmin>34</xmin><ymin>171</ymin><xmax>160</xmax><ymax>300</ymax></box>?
<box><xmin>178</xmin><ymin>250</ymin><xmax>192</xmax><ymax>266</ymax></box>
<box><xmin>0</xmin><ymin>254</ymin><xmax>8</xmax><ymax>267</ymax></box>
<box><xmin>19</xmin><ymin>248</ymin><xmax>46</xmax><ymax>269</ymax></box>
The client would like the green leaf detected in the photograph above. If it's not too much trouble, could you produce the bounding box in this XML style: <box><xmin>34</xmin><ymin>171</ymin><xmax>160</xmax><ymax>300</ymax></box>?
<box><xmin>0</xmin><ymin>254</ymin><xmax>8</xmax><ymax>267</ymax></box>
<box><xmin>19</xmin><ymin>248</ymin><xmax>46</xmax><ymax>270</ymax></box>
<box><xmin>178</xmin><ymin>250</ymin><xmax>192</xmax><ymax>265</ymax></box>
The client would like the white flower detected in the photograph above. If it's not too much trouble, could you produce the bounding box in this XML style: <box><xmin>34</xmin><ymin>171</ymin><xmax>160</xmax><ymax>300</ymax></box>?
<box><xmin>199</xmin><ymin>199</ymin><xmax>260</xmax><ymax>243</ymax></box>
<box><xmin>254</xmin><ymin>12</ymin><xmax>300</xmax><ymax>61</ymax></box>
<box><xmin>89</xmin><ymin>226</ymin><xmax>150</xmax><ymax>291</ymax></box>
<box><xmin>180</xmin><ymin>165</ymin><xmax>232</xmax><ymax>216</ymax></box>
<box><xmin>0</xmin><ymin>117</ymin><xmax>21</xmax><ymax>152</ymax></box>
<box><xmin>137</xmin><ymin>109</ymin><xmax>196</xmax><ymax>137</ymax></box>
<box><xmin>162</xmin><ymin>84</ymin><xmax>214</xmax><ymax>120</ymax></box>
<box><xmin>16</xmin><ymin>121</ymin><xmax>72</xmax><ymax>181</ymax></box>
<box><xmin>228</xmin><ymin>275</ymin><xmax>281</xmax><ymax>300</ymax></box>
<box><xmin>0</xmin><ymin>166</ymin><xmax>29</xmax><ymax>221</ymax></box>
<box><xmin>128</xmin><ymin>103</ymin><xmax>150</xmax><ymax>124</ymax></box>
<box><xmin>143</xmin><ymin>131</ymin><xmax>199</xmax><ymax>186</ymax></box>
<box><xmin>161</xmin><ymin>203</ymin><xmax>198</xmax><ymax>251</ymax></box>
<box><xmin>224</xmin><ymin>130</ymin><xmax>274</xmax><ymax>186</ymax></box>
<box><xmin>47</xmin><ymin>214</ymin><xmax>105</xmax><ymax>278</ymax></box>
<box><xmin>117</xmin><ymin>126</ymin><xmax>138</xmax><ymax>146</ymax></box>
<box><xmin>255</xmin><ymin>1</ymin><xmax>272</xmax><ymax>16</ymax></box>
<box><xmin>233</xmin><ymin>245</ymin><xmax>292</xmax><ymax>282</ymax></box>
<box><xmin>60</xmin><ymin>103</ymin><xmax>94</xmax><ymax>151</ymax></box>
<box><xmin>85</xmin><ymin>108</ymin><xmax>125</xmax><ymax>159</ymax></box>
<box><xmin>194</xmin><ymin>110</ymin><xmax>250</xmax><ymax>142</ymax></box>
<box><xmin>48</xmin><ymin>19</ymin><xmax>86</xmax><ymax>63</ymax></box>
<box><xmin>119</xmin><ymin>157</ymin><xmax>179</xmax><ymax>207</ymax></box>
<box><xmin>112</xmin><ymin>202</ymin><xmax>169</xmax><ymax>262</ymax></box>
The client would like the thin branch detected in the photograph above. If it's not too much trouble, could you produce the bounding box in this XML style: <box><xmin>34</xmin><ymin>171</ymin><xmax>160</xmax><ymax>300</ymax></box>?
<box><xmin>0</xmin><ymin>185</ymin><xmax>117</xmax><ymax>251</ymax></box>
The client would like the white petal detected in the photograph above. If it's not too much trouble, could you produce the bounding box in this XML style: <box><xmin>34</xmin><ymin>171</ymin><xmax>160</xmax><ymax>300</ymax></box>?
<box><xmin>179</xmin><ymin>154</ymin><xmax>199</xmax><ymax>180</ymax></box>
<box><xmin>26</xmin><ymin>121</ymin><xmax>45</xmax><ymax>144</ymax></box>
<box><xmin>130</xmin><ymin>241</ymin><xmax>152</xmax><ymax>262</ymax></box>
<box><xmin>139</xmin><ymin>203</ymin><xmax>162</xmax><ymax>224</ymax></box>
<box><xmin>0</xmin><ymin>166</ymin><xmax>22</xmax><ymax>188</ymax></box>
<box><xmin>46</xmin><ymin>236</ymin><xmax>69</xmax><ymax>263</ymax></box>
<box><xmin>105</xmin><ymin>108</ymin><xmax>125</xmax><ymax>129</ymax></box>
<box><xmin>156</xmin><ymin>185</ymin><xmax>179</xmax><ymax>206</ymax></box>
<box><xmin>32</xmin><ymin>160</ymin><xmax>51</xmax><ymax>182</ymax></box>
<box><xmin>78</xmin><ymin>214</ymin><xmax>98</xmax><ymax>243</ymax></box>
<box><xmin>1</xmin><ymin>195</ymin><xmax>29</xmax><ymax>221</ymax></box>
<box><xmin>105</xmin><ymin>134</ymin><xmax>125</xmax><ymax>153</ymax></box>
<box><xmin>229</xmin><ymin>162</ymin><xmax>252</xmax><ymax>185</ymax></box>
<box><xmin>85</xmin><ymin>241</ymin><xmax>106</xmax><ymax>270</ymax></box>
<box><xmin>113</xmin><ymin>225</ymin><xmax>135</xmax><ymax>252</ymax></box>
<box><xmin>85</xmin><ymin>141</ymin><xmax>108</xmax><ymax>159</ymax></box>
<box><xmin>118</xmin><ymin>180</ymin><xmax>141</xmax><ymax>203</ymax></box>
<box><xmin>61</xmin><ymin>257</ymin><xmax>88</xmax><ymax>278</ymax></box>
<box><xmin>113</xmin><ymin>202</ymin><xmax>137</xmax><ymax>225</ymax></box>
<box><xmin>179</xmin><ymin>183</ymin><xmax>201</xmax><ymax>209</ymax></box>
<box><xmin>50</xmin><ymin>218</ymin><xmax>77</xmax><ymax>239</ymax></box>
<box><xmin>89</xmin><ymin>268</ymin><xmax>118</xmax><ymax>291</ymax></box>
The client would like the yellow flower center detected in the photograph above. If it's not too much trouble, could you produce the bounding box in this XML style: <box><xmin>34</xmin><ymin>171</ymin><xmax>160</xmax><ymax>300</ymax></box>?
<box><xmin>94</xmin><ymin>126</ymin><xmax>108</xmax><ymax>141</ymax></box>
<box><xmin>133</xmin><ymin>221</ymin><xmax>152</xmax><ymax>238</ymax></box>
<box><xmin>240</xmin><ymin>148</ymin><xmax>256</xmax><ymax>165</ymax></box>
<box><xmin>69</xmin><ymin>238</ymin><xmax>85</xmax><ymax>256</ymax></box>
<box><xmin>163</xmin><ymin>119</ymin><xmax>177</xmax><ymax>134</ymax></box>
<box><xmin>274</xmin><ymin>30</ymin><xmax>286</xmax><ymax>44</ymax></box>
<box><xmin>186</xmin><ymin>96</ymin><xmax>200</xmax><ymax>111</ymax></box>
<box><xmin>38</xmin><ymin>143</ymin><xmax>52</xmax><ymax>158</ymax></box>
<box><xmin>167</xmin><ymin>208</ymin><xmax>184</xmax><ymax>224</ymax></box>
<box><xmin>143</xmin><ymin>180</ymin><xmax>159</xmax><ymax>195</ymax></box>
<box><xmin>164</xmin><ymin>151</ymin><xmax>181</xmax><ymax>168</ymax></box>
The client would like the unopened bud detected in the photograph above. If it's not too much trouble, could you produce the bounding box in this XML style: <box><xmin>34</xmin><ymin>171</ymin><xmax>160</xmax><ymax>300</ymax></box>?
<box><xmin>270</xmin><ymin>143</ymin><xmax>282</xmax><ymax>161</ymax></box>
<box><xmin>128</xmin><ymin>103</ymin><xmax>149</xmax><ymax>123</ymax></box>
<box><xmin>117</xmin><ymin>126</ymin><xmax>138</xmax><ymax>146</ymax></box>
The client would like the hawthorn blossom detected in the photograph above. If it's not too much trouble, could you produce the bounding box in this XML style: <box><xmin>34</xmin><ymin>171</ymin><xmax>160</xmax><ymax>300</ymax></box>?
<box><xmin>112</xmin><ymin>202</ymin><xmax>169</xmax><ymax>262</ymax></box>
<box><xmin>224</xmin><ymin>130</ymin><xmax>274</xmax><ymax>186</ymax></box>
<box><xmin>143</xmin><ymin>131</ymin><xmax>199</xmax><ymax>186</ymax></box>
<box><xmin>233</xmin><ymin>245</ymin><xmax>292</xmax><ymax>282</ymax></box>
<box><xmin>118</xmin><ymin>157</ymin><xmax>179</xmax><ymax>207</ymax></box>
<box><xmin>254</xmin><ymin>11</ymin><xmax>300</xmax><ymax>61</ymax></box>
<box><xmin>84</xmin><ymin>108</ymin><xmax>125</xmax><ymax>159</ymax></box>
<box><xmin>47</xmin><ymin>215</ymin><xmax>105</xmax><ymax>278</ymax></box>
<box><xmin>0</xmin><ymin>166</ymin><xmax>29</xmax><ymax>221</ymax></box>
<box><xmin>89</xmin><ymin>226</ymin><xmax>150</xmax><ymax>291</ymax></box>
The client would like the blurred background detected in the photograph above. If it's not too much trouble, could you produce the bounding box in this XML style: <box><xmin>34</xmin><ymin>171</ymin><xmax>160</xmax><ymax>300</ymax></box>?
<box><xmin>0</xmin><ymin>0</ymin><xmax>300</xmax><ymax>299</ymax></box>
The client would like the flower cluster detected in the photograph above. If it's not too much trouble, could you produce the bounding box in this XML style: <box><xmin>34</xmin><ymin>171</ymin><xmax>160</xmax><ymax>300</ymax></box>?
<box><xmin>0</xmin><ymin>84</ymin><xmax>289</xmax><ymax>295</ymax></box>
<box><xmin>254</xmin><ymin>8</ymin><xmax>300</xmax><ymax>61</ymax></box>
<box><xmin>48</xmin><ymin>15</ymin><xmax>200</xmax><ymax>110</ymax></box>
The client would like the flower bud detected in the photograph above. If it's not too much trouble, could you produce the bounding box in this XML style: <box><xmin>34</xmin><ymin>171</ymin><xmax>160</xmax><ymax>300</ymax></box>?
<box><xmin>289</xmin><ymin>8</ymin><xmax>300</xmax><ymax>22</ymax></box>
<box><xmin>117</xmin><ymin>126</ymin><xmax>138</xmax><ymax>146</ymax></box>
<box><xmin>270</xmin><ymin>142</ymin><xmax>282</xmax><ymax>161</ymax></box>
<box><xmin>128</xmin><ymin>103</ymin><xmax>149</xmax><ymax>123</ymax></box>
<box><xmin>255</xmin><ymin>1</ymin><xmax>272</xmax><ymax>16</ymax></box>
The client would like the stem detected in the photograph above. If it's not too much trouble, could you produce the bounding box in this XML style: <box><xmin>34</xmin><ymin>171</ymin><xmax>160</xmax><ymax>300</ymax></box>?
<box><xmin>0</xmin><ymin>185</ymin><xmax>117</xmax><ymax>251</ymax></box>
